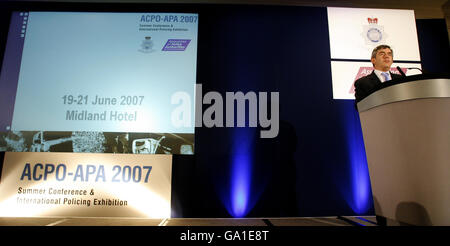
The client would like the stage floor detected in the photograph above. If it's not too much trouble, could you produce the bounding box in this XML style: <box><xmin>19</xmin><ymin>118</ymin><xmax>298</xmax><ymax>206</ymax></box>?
<box><xmin>0</xmin><ymin>216</ymin><xmax>387</xmax><ymax>226</ymax></box>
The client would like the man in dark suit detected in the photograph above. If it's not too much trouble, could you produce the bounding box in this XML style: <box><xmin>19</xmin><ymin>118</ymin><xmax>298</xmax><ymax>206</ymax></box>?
<box><xmin>354</xmin><ymin>45</ymin><xmax>402</xmax><ymax>103</ymax></box>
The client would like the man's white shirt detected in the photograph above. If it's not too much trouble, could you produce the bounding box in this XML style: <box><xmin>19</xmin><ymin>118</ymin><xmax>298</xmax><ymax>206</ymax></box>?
<box><xmin>373</xmin><ymin>69</ymin><xmax>392</xmax><ymax>82</ymax></box>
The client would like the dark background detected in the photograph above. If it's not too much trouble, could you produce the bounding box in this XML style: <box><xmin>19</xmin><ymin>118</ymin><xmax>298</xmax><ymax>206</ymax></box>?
<box><xmin>0</xmin><ymin>2</ymin><xmax>449</xmax><ymax>218</ymax></box>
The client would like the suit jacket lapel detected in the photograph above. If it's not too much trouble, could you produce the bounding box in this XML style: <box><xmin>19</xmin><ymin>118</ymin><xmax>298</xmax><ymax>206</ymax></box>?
<box><xmin>370</xmin><ymin>71</ymin><xmax>382</xmax><ymax>84</ymax></box>
<box><xmin>390</xmin><ymin>72</ymin><xmax>402</xmax><ymax>79</ymax></box>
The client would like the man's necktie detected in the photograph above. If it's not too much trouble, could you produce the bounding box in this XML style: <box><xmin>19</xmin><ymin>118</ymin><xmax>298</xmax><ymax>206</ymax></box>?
<box><xmin>381</xmin><ymin>72</ymin><xmax>390</xmax><ymax>82</ymax></box>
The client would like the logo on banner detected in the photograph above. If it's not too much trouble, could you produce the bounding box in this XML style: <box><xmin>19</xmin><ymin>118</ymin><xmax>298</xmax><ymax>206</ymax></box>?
<box><xmin>362</xmin><ymin>17</ymin><xmax>387</xmax><ymax>45</ymax></box>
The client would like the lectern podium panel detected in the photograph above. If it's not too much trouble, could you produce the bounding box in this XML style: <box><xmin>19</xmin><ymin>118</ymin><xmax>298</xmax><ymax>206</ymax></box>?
<box><xmin>358</xmin><ymin>78</ymin><xmax>450</xmax><ymax>226</ymax></box>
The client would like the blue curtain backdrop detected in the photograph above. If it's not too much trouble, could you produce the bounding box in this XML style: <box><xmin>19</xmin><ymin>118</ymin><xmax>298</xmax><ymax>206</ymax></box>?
<box><xmin>0</xmin><ymin>3</ymin><xmax>448</xmax><ymax>218</ymax></box>
<box><xmin>195</xmin><ymin>5</ymin><xmax>373</xmax><ymax>217</ymax></box>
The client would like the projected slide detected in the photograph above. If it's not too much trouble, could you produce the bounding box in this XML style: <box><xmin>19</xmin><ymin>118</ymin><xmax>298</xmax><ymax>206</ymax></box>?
<box><xmin>327</xmin><ymin>7</ymin><xmax>422</xmax><ymax>100</ymax></box>
<box><xmin>0</xmin><ymin>12</ymin><xmax>198</xmax><ymax>154</ymax></box>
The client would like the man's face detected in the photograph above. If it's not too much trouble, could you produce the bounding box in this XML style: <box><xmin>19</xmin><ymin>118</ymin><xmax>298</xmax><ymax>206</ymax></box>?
<box><xmin>371</xmin><ymin>48</ymin><xmax>393</xmax><ymax>72</ymax></box>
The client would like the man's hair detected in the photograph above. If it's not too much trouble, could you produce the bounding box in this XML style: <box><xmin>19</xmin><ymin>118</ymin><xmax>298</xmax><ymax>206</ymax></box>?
<box><xmin>371</xmin><ymin>45</ymin><xmax>393</xmax><ymax>59</ymax></box>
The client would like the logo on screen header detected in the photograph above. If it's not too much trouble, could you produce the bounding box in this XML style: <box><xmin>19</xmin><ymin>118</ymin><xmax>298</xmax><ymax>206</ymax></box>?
<box><xmin>362</xmin><ymin>17</ymin><xmax>387</xmax><ymax>45</ymax></box>
<box><xmin>139</xmin><ymin>36</ymin><xmax>154</xmax><ymax>53</ymax></box>
<box><xmin>367</xmin><ymin>18</ymin><xmax>378</xmax><ymax>24</ymax></box>
<box><xmin>162</xmin><ymin>39</ymin><xmax>191</xmax><ymax>51</ymax></box>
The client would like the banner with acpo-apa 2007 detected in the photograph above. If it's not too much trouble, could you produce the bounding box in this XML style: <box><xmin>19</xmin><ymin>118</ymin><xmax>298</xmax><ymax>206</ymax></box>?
<box><xmin>0</xmin><ymin>152</ymin><xmax>172</xmax><ymax>218</ymax></box>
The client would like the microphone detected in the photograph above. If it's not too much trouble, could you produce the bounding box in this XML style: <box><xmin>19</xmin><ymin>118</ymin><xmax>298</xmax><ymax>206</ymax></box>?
<box><xmin>397</xmin><ymin>66</ymin><xmax>406</xmax><ymax>77</ymax></box>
